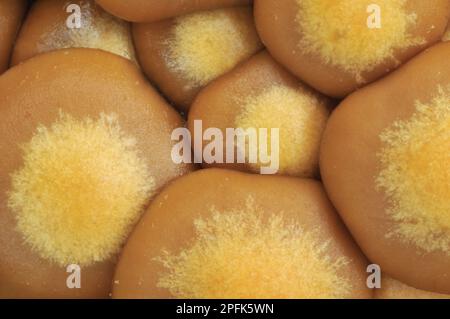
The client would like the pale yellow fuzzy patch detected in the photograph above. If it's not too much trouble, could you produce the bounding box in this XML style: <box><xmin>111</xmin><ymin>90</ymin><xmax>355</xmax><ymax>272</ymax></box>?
<box><xmin>296</xmin><ymin>0</ymin><xmax>423</xmax><ymax>82</ymax></box>
<box><xmin>8</xmin><ymin>113</ymin><xmax>155</xmax><ymax>266</ymax></box>
<box><xmin>166</xmin><ymin>7</ymin><xmax>261</xmax><ymax>88</ymax></box>
<box><xmin>377</xmin><ymin>88</ymin><xmax>450</xmax><ymax>254</ymax></box>
<box><xmin>156</xmin><ymin>198</ymin><xmax>351</xmax><ymax>299</ymax></box>
<box><xmin>235</xmin><ymin>85</ymin><xmax>330</xmax><ymax>177</ymax></box>
<box><xmin>38</xmin><ymin>1</ymin><xmax>136</xmax><ymax>61</ymax></box>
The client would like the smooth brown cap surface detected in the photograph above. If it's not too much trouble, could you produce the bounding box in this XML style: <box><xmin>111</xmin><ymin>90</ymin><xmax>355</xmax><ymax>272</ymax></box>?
<box><xmin>254</xmin><ymin>0</ymin><xmax>450</xmax><ymax>98</ymax></box>
<box><xmin>112</xmin><ymin>169</ymin><xmax>371</xmax><ymax>299</ymax></box>
<box><xmin>132</xmin><ymin>6</ymin><xmax>262</xmax><ymax>111</ymax></box>
<box><xmin>0</xmin><ymin>48</ymin><xmax>193</xmax><ymax>298</ymax></box>
<box><xmin>96</xmin><ymin>0</ymin><xmax>251</xmax><ymax>23</ymax></box>
<box><xmin>320</xmin><ymin>42</ymin><xmax>450</xmax><ymax>294</ymax></box>
<box><xmin>0</xmin><ymin>0</ymin><xmax>27</xmax><ymax>73</ymax></box>
<box><xmin>188</xmin><ymin>51</ymin><xmax>333</xmax><ymax>177</ymax></box>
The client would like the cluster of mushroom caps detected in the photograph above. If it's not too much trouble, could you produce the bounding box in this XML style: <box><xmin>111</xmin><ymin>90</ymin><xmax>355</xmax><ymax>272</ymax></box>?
<box><xmin>0</xmin><ymin>0</ymin><xmax>449</xmax><ymax>299</ymax></box>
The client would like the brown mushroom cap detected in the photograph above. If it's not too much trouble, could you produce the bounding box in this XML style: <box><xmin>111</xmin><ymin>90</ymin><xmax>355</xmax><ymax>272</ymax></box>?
<box><xmin>96</xmin><ymin>0</ymin><xmax>251</xmax><ymax>23</ymax></box>
<box><xmin>254</xmin><ymin>0</ymin><xmax>450</xmax><ymax>98</ymax></box>
<box><xmin>188</xmin><ymin>51</ymin><xmax>333</xmax><ymax>177</ymax></box>
<box><xmin>132</xmin><ymin>6</ymin><xmax>262</xmax><ymax>111</ymax></box>
<box><xmin>0</xmin><ymin>48</ymin><xmax>193</xmax><ymax>298</ymax></box>
<box><xmin>112</xmin><ymin>169</ymin><xmax>371</xmax><ymax>299</ymax></box>
<box><xmin>0</xmin><ymin>0</ymin><xmax>27</xmax><ymax>73</ymax></box>
<box><xmin>12</xmin><ymin>0</ymin><xmax>136</xmax><ymax>66</ymax></box>
<box><xmin>320</xmin><ymin>42</ymin><xmax>450</xmax><ymax>294</ymax></box>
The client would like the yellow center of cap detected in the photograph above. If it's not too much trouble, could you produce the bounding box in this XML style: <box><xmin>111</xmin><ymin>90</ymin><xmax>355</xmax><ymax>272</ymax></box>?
<box><xmin>377</xmin><ymin>88</ymin><xmax>450</xmax><ymax>253</ymax></box>
<box><xmin>235</xmin><ymin>85</ymin><xmax>329</xmax><ymax>177</ymax></box>
<box><xmin>156</xmin><ymin>198</ymin><xmax>350</xmax><ymax>299</ymax></box>
<box><xmin>296</xmin><ymin>0</ymin><xmax>422</xmax><ymax>81</ymax></box>
<box><xmin>166</xmin><ymin>8</ymin><xmax>261</xmax><ymax>87</ymax></box>
<box><xmin>8</xmin><ymin>113</ymin><xmax>155</xmax><ymax>266</ymax></box>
